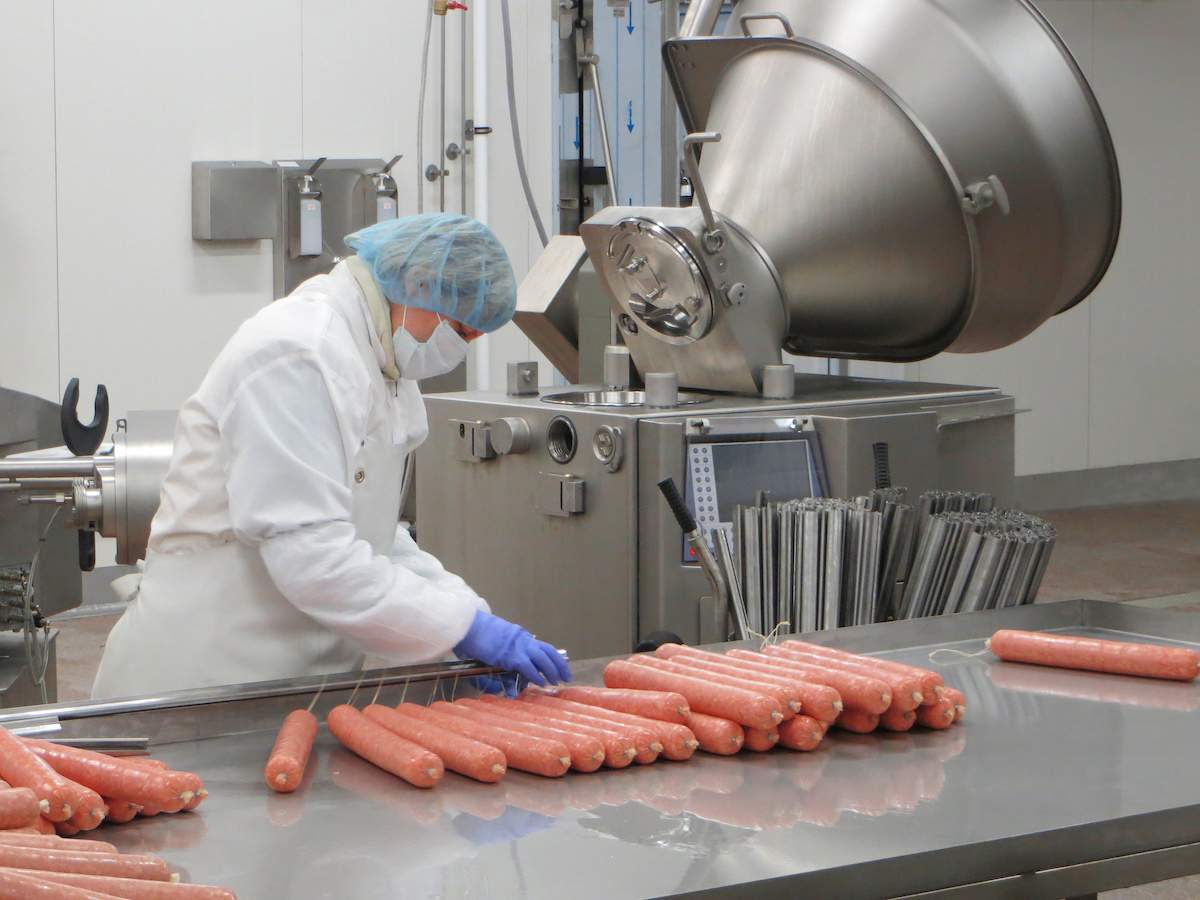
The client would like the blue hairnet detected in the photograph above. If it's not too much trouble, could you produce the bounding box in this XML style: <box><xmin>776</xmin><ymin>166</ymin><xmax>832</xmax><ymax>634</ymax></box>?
<box><xmin>344</xmin><ymin>214</ymin><xmax>517</xmax><ymax>333</ymax></box>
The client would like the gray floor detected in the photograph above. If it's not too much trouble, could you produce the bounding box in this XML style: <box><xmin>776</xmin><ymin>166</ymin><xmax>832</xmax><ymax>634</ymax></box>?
<box><xmin>47</xmin><ymin>499</ymin><xmax>1200</xmax><ymax>899</ymax></box>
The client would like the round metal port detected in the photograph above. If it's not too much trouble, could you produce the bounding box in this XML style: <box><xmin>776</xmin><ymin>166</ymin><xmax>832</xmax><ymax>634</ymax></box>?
<box><xmin>546</xmin><ymin>416</ymin><xmax>578</xmax><ymax>464</ymax></box>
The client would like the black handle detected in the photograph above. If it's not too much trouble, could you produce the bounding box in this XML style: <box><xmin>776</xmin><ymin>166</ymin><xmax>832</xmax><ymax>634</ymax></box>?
<box><xmin>872</xmin><ymin>440</ymin><xmax>892</xmax><ymax>490</ymax></box>
<box><xmin>657</xmin><ymin>477</ymin><xmax>697</xmax><ymax>534</ymax></box>
<box><xmin>61</xmin><ymin>378</ymin><xmax>109</xmax><ymax>457</ymax></box>
<box><xmin>78</xmin><ymin>531</ymin><xmax>96</xmax><ymax>573</ymax></box>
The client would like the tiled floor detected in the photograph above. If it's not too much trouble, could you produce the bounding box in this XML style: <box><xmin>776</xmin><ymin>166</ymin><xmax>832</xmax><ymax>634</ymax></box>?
<box><xmin>46</xmin><ymin>499</ymin><xmax>1200</xmax><ymax>898</ymax></box>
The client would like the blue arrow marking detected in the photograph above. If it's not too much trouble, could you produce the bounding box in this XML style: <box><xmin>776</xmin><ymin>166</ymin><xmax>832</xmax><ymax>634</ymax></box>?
<box><xmin>627</xmin><ymin>100</ymin><xmax>634</xmax><ymax>133</ymax></box>
<box><xmin>627</xmin><ymin>4</ymin><xmax>634</xmax><ymax>35</ymax></box>
<box><xmin>573</xmin><ymin>116</ymin><xmax>580</xmax><ymax>150</ymax></box>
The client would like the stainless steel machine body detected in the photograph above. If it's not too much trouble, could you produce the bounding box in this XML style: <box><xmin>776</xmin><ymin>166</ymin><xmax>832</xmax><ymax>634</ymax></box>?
<box><xmin>417</xmin><ymin>376</ymin><xmax>1015</xmax><ymax>658</ymax></box>
<box><xmin>10</xmin><ymin>600</ymin><xmax>1200</xmax><ymax>900</ymax></box>
<box><xmin>576</xmin><ymin>0</ymin><xmax>1120</xmax><ymax>387</ymax></box>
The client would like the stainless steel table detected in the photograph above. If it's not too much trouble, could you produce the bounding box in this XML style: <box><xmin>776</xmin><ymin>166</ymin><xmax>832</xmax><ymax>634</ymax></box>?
<box><xmin>7</xmin><ymin>599</ymin><xmax>1200</xmax><ymax>900</ymax></box>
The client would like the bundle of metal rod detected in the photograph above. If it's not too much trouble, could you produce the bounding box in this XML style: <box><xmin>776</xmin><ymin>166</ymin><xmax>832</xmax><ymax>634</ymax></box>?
<box><xmin>733</xmin><ymin>495</ymin><xmax>917</xmax><ymax>636</ymax></box>
<box><xmin>897</xmin><ymin>509</ymin><xmax>1057</xmax><ymax>618</ymax></box>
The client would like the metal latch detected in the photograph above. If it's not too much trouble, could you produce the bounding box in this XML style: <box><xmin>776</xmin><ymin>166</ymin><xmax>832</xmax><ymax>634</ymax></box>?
<box><xmin>536</xmin><ymin>473</ymin><xmax>585</xmax><ymax>517</ymax></box>
<box><xmin>450</xmin><ymin>420</ymin><xmax>495</xmax><ymax>463</ymax></box>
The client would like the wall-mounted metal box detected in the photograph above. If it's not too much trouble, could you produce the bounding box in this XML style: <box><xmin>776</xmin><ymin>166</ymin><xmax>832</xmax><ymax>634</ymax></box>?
<box><xmin>191</xmin><ymin>162</ymin><xmax>279</xmax><ymax>240</ymax></box>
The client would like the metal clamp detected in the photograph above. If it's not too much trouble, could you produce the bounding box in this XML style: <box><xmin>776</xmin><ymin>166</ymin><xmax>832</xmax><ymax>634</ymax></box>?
<box><xmin>738</xmin><ymin>12</ymin><xmax>795</xmax><ymax>37</ymax></box>
<box><xmin>961</xmin><ymin>175</ymin><xmax>1011</xmax><ymax>216</ymax></box>
<box><xmin>681</xmin><ymin>132</ymin><xmax>725</xmax><ymax>254</ymax></box>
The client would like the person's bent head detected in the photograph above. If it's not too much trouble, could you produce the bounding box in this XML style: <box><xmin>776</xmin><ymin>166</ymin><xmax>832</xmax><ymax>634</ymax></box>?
<box><xmin>345</xmin><ymin>213</ymin><xmax>517</xmax><ymax>336</ymax></box>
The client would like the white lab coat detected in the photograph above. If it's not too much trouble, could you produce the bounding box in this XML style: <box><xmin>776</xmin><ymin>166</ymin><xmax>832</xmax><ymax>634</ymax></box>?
<box><xmin>91</xmin><ymin>261</ymin><xmax>485</xmax><ymax>698</ymax></box>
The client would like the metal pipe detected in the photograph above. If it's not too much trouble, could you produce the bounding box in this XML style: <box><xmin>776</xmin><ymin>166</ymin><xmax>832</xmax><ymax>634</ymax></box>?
<box><xmin>460</xmin><ymin>6</ymin><xmax>468</xmax><ymax>215</ymax></box>
<box><xmin>439</xmin><ymin>12</ymin><xmax>448</xmax><ymax>212</ymax></box>
<box><xmin>0</xmin><ymin>459</ymin><xmax>97</xmax><ymax>479</ymax></box>
<box><xmin>584</xmin><ymin>61</ymin><xmax>618</xmax><ymax>208</ymax></box>
<box><xmin>678</xmin><ymin>0</ymin><xmax>724</xmax><ymax>37</ymax></box>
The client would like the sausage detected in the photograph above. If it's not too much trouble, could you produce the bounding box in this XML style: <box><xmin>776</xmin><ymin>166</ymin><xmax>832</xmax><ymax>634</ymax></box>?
<box><xmin>0</xmin><ymin>788</ymin><xmax>44</xmax><ymax>831</ymax></box>
<box><xmin>395</xmin><ymin>703</ymin><xmax>569</xmax><ymax>778</ymax></box>
<box><xmin>942</xmin><ymin>687</ymin><xmax>967</xmax><ymax>721</ymax></box>
<box><xmin>781</xmin><ymin>639</ymin><xmax>945</xmax><ymax>703</ymax></box>
<box><xmin>728</xmin><ymin>649</ymin><xmax>892</xmax><ymax>715</ymax></box>
<box><xmin>326</xmin><ymin>704</ymin><xmax>443</xmax><ymax>789</ymax></box>
<box><xmin>544</xmin><ymin>685</ymin><xmax>691</xmax><ymax>725</ymax></box>
<box><xmin>362</xmin><ymin>704</ymin><xmax>508</xmax><ymax>782</ymax></box>
<box><xmin>518</xmin><ymin>695</ymin><xmax>698</xmax><ymax>761</ymax></box>
<box><xmin>0</xmin><ymin>729</ymin><xmax>80</xmax><ymax>822</ymax></box>
<box><xmin>264</xmin><ymin>709</ymin><xmax>318</xmax><ymax>793</ymax></box>
<box><xmin>103</xmin><ymin>800</ymin><xmax>143</xmax><ymax>825</ymax></box>
<box><xmin>764</xmin><ymin>645</ymin><xmax>924</xmax><ymax>711</ymax></box>
<box><xmin>0</xmin><ymin>842</ymin><xmax>172</xmax><ymax>880</ymax></box>
<box><xmin>878</xmin><ymin>707</ymin><xmax>917</xmax><ymax>732</ymax></box>
<box><xmin>623</xmin><ymin>656</ymin><xmax>798</xmax><ymax>720</ymax></box>
<box><xmin>477</xmin><ymin>696</ymin><xmax>656</xmax><ymax>764</ymax></box>
<box><xmin>656</xmin><ymin>645</ymin><xmax>844</xmax><ymax>723</ymax></box>
<box><xmin>0</xmin><ymin>834</ymin><xmax>115</xmax><ymax>853</ymax></box>
<box><xmin>648</xmin><ymin>650</ymin><xmax>807</xmax><ymax>717</ymax></box>
<box><xmin>9</xmin><ymin>868</ymin><xmax>238</xmax><ymax>899</ymax></box>
<box><xmin>913</xmin><ymin>697</ymin><xmax>956</xmax><ymax>730</ymax></box>
<box><xmin>685</xmin><ymin>713</ymin><xmax>744</xmax><ymax>755</ymax></box>
<box><xmin>832</xmin><ymin>710</ymin><xmax>880</xmax><ymax>734</ymax></box>
<box><xmin>989</xmin><ymin>628</ymin><xmax>1200</xmax><ymax>680</ymax></box>
<box><xmin>776</xmin><ymin>715</ymin><xmax>824</xmax><ymax>751</ymax></box>
<box><xmin>68</xmin><ymin>789</ymin><xmax>107</xmax><ymax>830</ymax></box>
<box><xmin>452</xmin><ymin>699</ymin><xmax>612</xmax><ymax>770</ymax></box>
<box><xmin>0</xmin><ymin>868</ymin><xmax>118</xmax><ymax>899</ymax></box>
<box><xmin>22</xmin><ymin>740</ymin><xmax>191</xmax><ymax>813</ymax></box>
<box><xmin>604</xmin><ymin>659</ymin><xmax>785</xmax><ymax>729</ymax></box>
<box><xmin>743</xmin><ymin>728</ymin><xmax>779</xmax><ymax>752</ymax></box>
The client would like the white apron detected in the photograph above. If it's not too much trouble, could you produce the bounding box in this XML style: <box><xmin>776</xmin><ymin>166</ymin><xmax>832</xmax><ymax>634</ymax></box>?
<box><xmin>92</xmin><ymin>324</ymin><xmax>407</xmax><ymax>698</ymax></box>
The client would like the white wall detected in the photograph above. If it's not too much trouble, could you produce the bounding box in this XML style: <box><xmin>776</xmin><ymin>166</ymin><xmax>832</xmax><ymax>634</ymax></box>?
<box><xmin>2</xmin><ymin>0</ymin><xmax>1198</xmax><ymax>483</ymax></box>
<box><xmin>0</xmin><ymin>0</ymin><xmax>552</xmax><ymax>415</ymax></box>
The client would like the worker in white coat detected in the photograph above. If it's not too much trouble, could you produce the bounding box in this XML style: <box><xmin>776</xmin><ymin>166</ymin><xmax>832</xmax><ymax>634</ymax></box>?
<box><xmin>92</xmin><ymin>214</ymin><xmax>571</xmax><ymax>698</ymax></box>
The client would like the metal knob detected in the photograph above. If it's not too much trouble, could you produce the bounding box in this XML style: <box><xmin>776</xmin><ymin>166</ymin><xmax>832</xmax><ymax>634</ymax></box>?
<box><xmin>492</xmin><ymin>418</ymin><xmax>531</xmax><ymax>455</ymax></box>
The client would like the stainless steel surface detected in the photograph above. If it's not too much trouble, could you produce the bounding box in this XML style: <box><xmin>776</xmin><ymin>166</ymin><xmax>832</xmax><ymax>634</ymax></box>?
<box><xmin>678</xmin><ymin>0</ymin><xmax>724</xmax><ymax>38</ymax></box>
<box><xmin>652</xmin><ymin>0</ymin><xmax>1120</xmax><ymax>362</ymax></box>
<box><xmin>540</xmin><ymin>389</ymin><xmax>711</xmax><ymax>408</ymax></box>
<box><xmin>19</xmin><ymin>601</ymin><xmax>1200</xmax><ymax>900</ymax></box>
<box><xmin>762</xmin><ymin>364</ymin><xmax>795</xmax><ymax>400</ymax></box>
<box><xmin>418</xmin><ymin>378</ymin><xmax>1014</xmax><ymax>656</ymax></box>
<box><xmin>602</xmin><ymin>345</ymin><xmax>632</xmax><ymax>391</ymax></box>
<box><xmin>583</xmin><ymin>61</ymin><xmax>619</xmax><ymax>208</ymax></box>
<box><xmin>99</xmin><ymin>411</ymin><xmax>177</xmax><ymax>565</ymax></box>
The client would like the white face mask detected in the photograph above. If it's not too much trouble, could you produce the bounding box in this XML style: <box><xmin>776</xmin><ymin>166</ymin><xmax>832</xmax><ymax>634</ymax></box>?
<box><xmin>392</xmin><ymin>317</ymin><xmax>470</xmax><ymax>380</ymax></box>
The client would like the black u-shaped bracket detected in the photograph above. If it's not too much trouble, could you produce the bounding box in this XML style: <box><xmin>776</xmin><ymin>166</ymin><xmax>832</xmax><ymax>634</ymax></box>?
<box><xmin>61</xmin><ymin>377</ymin><xmax>109</xmax><ymax>457</ymax></box>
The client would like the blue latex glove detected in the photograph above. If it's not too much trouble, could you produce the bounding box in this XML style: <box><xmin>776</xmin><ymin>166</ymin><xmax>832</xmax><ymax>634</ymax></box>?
<box><xmin>453</xmin><ymin>610</ymin><xmax>572</xmax><ymax>687</ymax></box>
<box><xmin>469</xmin><ymin>671</ymin><xmax>521</xmax><ymax>698</ymax></box>
<box><xmin>453</xmin><ymin>807</ymin><xmax>555</xmax><ymax>846</ymax></box>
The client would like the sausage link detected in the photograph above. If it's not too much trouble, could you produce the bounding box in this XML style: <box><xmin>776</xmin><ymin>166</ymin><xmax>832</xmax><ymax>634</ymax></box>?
<box><xmin>741</xmin><ymin>648</ymin><xmax>892</xmax><ymax>714</ymax></box>
<box><xmin>914</xmin><ymin>697</ymin><xmax>956</xmax><ymax>730</ymax></box>
<box><xmin>11</xmin><ymin>867</ymin><xmax>238</xmax><ymax>899</ymax></box>
<box><xmin>604</xmin><ymin>659</ymin><xmax>785</xmax><ymax>729</ymax></box>
<box><xmin>625</xmin><ymin>656</ymin><xmax>797</xmax><ymax>720</ymax></box>
<box><xmin>832</xmin><ymin>710</ymin><xmax>880</xmax><ymax>734</ymax></box>
<box><xmin>396</xmin><ymin>704</ymin><xmax>569</xmax><ymax>778</ymax></box>
<box><xmin>766</xmin><ymin>645</ymin><xmax>923</xmax><ymax>710</ymax></box>
<box><xmin>941</xmin><ymin>687</ymin><xmax>967</xmax><ymax>722</ymax></box>
<box><xmin>781</xmin><ymin>640</ymin><xmax>945</xmax><ymax>702</ymax></box>
<box><xmin>743</xmin><ymin>728</ymin><xmax>779</xmax><ymax>752</ymax></box>
<box><xmin>878</xmin><ymin>707</ymin><xmax>917</xmax><ymax>732</ymax></box>
<box><xmin>0</xmin><ymin>729</ymin><xmax>81</xmax><ymax>822</ymax></box>
<box><xmin>476</xmin><ymin>696</ymin><xmax>655</xmax><ymax>764</ymax></box>
<box><xmin>326</xmin><ymin>705</ymin><xmax>443</xmax><ymax>789</ymax></box>
<box><xmin>777</xmin><ymin>715</ymin><xmax>824</xmax><ymax>751</ymax></box>
<box><xmin>0</xmin><ymin>842</ymin><xmax>172</xmax><ymax>879</ymax></box>
<box><xmin>547</xmin><ymin>685</ymin><xmax>691</xmax><ymax>724</ymax></box>
<box><xmin>989</xmin><ymin>629</ymin><xmax>1200</xmax><ymax>680</ymax></box>
<box><xmin>22</xmin><ymin>740</ymin><xmax>190</xmax><ymax>813</ymax></box>
<box><xmin>264</xmin><ymin>709</ymin><xmax>318</xmax><ymax>793</ymax></box>
<box><xmin>656</xmin><ymin>645</ymin><xmax>844</xmax><ymax>723</ymax></box>
<box><xmin>519</xmin><ymin>695</ymin><xmax>698</xmax><ymax>761</ymax></box>
<box><xmin>363</xmin><ymin>704</ymin><xmax>507</xmax><ymax>782</ymax></box>
<box><xmin>0</xmin><ymin>787</ymin><xmax>43</xmax><ymax>831</ymax></box>
<box><xmin>435</xmin><ymin>700</ymin><xmax>607</xmax><ymax>771</ymax></box>
<box><xmin>685</xmin><ymin>713</ymin><xmax>744</xmax><ymax>755</ymax></box>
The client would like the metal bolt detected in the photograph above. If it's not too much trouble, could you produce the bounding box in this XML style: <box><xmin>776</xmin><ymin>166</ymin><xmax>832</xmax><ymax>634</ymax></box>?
<box><xmin>354</xmin><ymin>469</ymin><xmax>366</xmax><ymax>484</ymax></box>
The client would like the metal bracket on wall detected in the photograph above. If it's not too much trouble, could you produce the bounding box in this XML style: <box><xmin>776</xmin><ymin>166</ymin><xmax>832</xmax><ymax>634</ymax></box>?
<box><xmin>191</xmin><ymin>158</ymin><xmax>401</xmax><ymax>300</ymax></box>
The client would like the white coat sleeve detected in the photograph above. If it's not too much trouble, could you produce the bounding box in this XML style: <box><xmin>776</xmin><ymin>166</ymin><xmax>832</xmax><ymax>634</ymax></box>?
<box><xmin>220</xmin><ymin>352</ymin><xmax>478</xmax><ymax>663</ymax></box>
<box><xmin>390</xmin><ymin>525</ymin><xmax>491</xmax><ymax>615</ymax></box>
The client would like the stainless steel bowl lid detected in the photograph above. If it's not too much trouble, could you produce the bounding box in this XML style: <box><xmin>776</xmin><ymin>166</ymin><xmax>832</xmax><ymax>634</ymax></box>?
<box><xmin>664</xmin><ymin>0</ymin><xmax>1120</xmax><ymax>360</ymax></box>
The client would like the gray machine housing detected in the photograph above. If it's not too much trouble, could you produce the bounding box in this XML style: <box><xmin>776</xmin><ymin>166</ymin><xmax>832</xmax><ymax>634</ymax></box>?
<box><xmin>417</xmin><ymin>376</ymin><xmax>1014</xmax><ymax>658</ymax></box>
